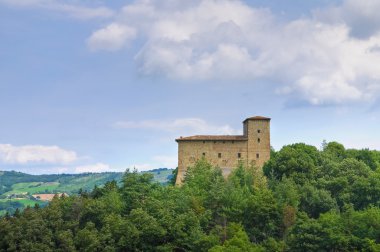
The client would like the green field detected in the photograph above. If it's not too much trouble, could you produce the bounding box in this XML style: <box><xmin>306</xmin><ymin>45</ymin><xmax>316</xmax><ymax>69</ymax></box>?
<box><xmin>0</xmin><ymin>198</ymin><xmax>44</xmax><ymax>216</ymax></box>
<box><xmin>0</xmin><ymin>168</ymin><xmax>174</xmax><ymax>216</ymax></box>
<box><xmin>11</xmin><ymin>199</ymin><xmax>38</xmax><ymax>206</ymax></box>
<box><xmin>5</xmin><ymin>182</ymin><xmax>60</xmax><ymax>195</ymax></box>
<box><xmin>0</xmin><ymin>173</ymin><xmax>125</xmax><ymax>197</ymax></box>
<box><xmin>0</xmin><ymin>198</ymin><xmax>40</xmax><ymax>205</ymax></box>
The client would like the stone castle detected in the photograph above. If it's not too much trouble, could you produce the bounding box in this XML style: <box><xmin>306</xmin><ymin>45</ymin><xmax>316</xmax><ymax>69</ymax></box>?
<box><xmin>175</xmin><ymin>116</ymin><xmax>271</xmax><ymax>185</ymax></box>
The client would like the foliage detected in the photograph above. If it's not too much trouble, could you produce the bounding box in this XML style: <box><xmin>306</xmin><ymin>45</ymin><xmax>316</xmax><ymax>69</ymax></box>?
<box><xmin>0</xmin><ymin>169</ymin><xmax>173</xmax><ymax>216</ymax></box>
<box><xmin>1</xmin><ymin>142</ymin><xmax>380</xmax><ymax>251</ymax></box>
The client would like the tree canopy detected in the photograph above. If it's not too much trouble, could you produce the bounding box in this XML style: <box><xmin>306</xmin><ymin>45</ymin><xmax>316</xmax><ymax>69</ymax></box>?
<box><xmin>1</xmin><ymin>142</ymin><xmax>380</xmax><ymax>251</ymax></box>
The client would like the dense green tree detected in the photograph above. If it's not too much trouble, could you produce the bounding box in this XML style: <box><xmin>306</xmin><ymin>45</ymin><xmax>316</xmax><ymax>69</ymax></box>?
<box><xmin>322</xmin><ymin>141</ymin><xmax>346</xmax><ymax>161</ymax></box>
<box><xmin>121</xmin><ymin>169</ymin><xmax>158</xmax><ymax>213</ymax></box>
<box><xmin>2</xmin><ymin>143</ymin><xmax>380</xmax><ymax>251</ymax></box>
<box><xmin>273</xmin><ymin>177</ymin><xmax>300</xmax><ymax>208</ymax></box>
<box><xmin>55</xmin><ymin>230</ymin><xmax>76</xmax><ymax>252</ymax></box>
<box><xmin>209</xmin><ymin>223</ymin><xmax>264</xmax><ymax>252</ymax></box>
<box><xmin>287</xmin><ymin>213</ymin><xmax>330</xmax><ymax>252</ymax></box>
<box><xmin>264</xmin><ymin>143</ymin><xmax>321</xmax><ymax>184</ymax></box>
<box><xmin>346</xmin><ymin>148</ymin><xmax>380</xmax><ymax>170</ymax></box>
<box><xmin>75</xmin><ymin>222</ymin><xmax>101</xmax><ymax>252</ymax></box>
<box><xmin>244</xmin><ymin>189</ymin><xmax>282</xmax><ymax>242</ymax></box>
<box><xmin>128</xmin><ymin>208</ymin><xmax>166</xmax><ymax>250</ymax></box>
<box><xmin>298</xmin><ymin>183</ymin><xmax>338</xmax><ymax>218</ymax></box>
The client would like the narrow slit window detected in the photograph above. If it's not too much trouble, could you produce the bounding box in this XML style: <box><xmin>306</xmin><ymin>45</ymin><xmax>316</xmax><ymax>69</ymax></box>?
<box><xmin>218</xmin><ymin>153</ymin><xmax>222</xmax><ymax>158</ymax></box>
<box><xmin>256</xmin><ymin>153</ymin><xmax>260</xmax><ymax>159</ymax></box>
<box><xmin>257</xmin><ymin>129</ymin><xmax>261</xmax><ymax>133</ymax></box>
<box><xmin>238</xmin><ymin>153</ymin><xmax>241</xmax><ymax>158</ymax></box>
<box><xmin>258</xmin><ymin>138</ymin><xmax>261</xmax><ymax>143</ymax></box>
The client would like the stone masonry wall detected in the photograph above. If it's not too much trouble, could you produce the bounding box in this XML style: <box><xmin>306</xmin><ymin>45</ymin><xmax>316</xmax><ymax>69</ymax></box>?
<box><xmin>175</xmin><ymin>117</ymin><xmax>271</xmax><ymax>185</ymax></box>
<box><xmin>246</xmin><ymin>119</ymin><xmax>271</xmax><ymax>167</ymax></box>
<box><xmin>176</xmin><ymin>140</ymin><xmax>247</xmax><ymax>185</ymax></box>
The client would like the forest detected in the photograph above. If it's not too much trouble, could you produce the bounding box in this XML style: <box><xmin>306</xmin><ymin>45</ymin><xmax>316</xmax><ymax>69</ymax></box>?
<box><xmin>1</xmin><ymin>141</ymin><xmax>380</xmax><ymax>251</ymax></box>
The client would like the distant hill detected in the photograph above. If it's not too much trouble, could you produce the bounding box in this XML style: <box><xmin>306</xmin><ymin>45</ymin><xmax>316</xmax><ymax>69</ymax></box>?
<box><xmin>0</xmin><ymin>168</ymin><xmax>174</xmax><ymax>215</ymax></box>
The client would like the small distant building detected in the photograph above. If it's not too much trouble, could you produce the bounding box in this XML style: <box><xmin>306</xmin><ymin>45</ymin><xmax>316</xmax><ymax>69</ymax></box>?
<box><xmin>175</xmin><ymin>116</ymin><xmax>271</xmax><ymax>185</ymax></box>
<box><xmin>32</xmin><ymin>193</ymin><xmax>68</xmax><ymax>201</ymax></box>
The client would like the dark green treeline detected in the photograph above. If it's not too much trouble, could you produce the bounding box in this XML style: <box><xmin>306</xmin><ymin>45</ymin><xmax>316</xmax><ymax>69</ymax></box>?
<box><xmin>1</xmin><ymin>142</ymin><xmax>380</xmax><ymax>251</ymax></box>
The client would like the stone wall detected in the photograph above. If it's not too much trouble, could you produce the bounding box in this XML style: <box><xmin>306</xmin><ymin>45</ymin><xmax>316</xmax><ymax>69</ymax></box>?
<box><xmin>175</xmin><ymin>117</ymin><xmax>271</xmax><ymax>185</ymax></box>
<box><xmin>245</xmin><ymin>119</ymin><xmax>271</xmax><ymax>167</ymax></box>
<box><xmin>176</xmin><ymin>140</ymin><xmax>248</xmax><ymax>185</ymax></box>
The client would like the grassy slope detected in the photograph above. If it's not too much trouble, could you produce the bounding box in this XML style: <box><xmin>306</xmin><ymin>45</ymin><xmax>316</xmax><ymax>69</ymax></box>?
<box><xmin>6</xmin><ymin>182</ymin><xmax>60</xmax><ymax>195</ymax></box>
<box><xmin>1</xmin><ymin>169</ymin><xmax>173</xmax><ymax>196</ymax></box>
<box><xmin>57</xmin><ymin>172</ymin><xmax>124</xmax><ymax>193</ymax></box>
<box><xmin>0</xmin><ymin>172</ymin><xmax>125</xmax><ymax>197</ymax></box>
<box><xmin>0</xmin><ymin>168</ymin><xmax>174</xmax><ymax>216</ymax></box>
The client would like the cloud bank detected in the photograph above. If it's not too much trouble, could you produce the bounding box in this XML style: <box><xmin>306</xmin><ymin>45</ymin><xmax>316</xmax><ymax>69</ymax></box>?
<box><xmin>0</xmin><ymin>144</ymin><xmax>77</xmax><ymax>164</ymax></box>
<box><xmin>88</xmin><ymin>0</ymin><xmax>380</xmax><ymax>105</ymax></box>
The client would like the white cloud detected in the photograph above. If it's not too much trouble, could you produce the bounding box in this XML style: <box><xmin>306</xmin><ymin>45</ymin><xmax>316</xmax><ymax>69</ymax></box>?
<box><xmin>87</xmin><ymin>0</ymin><xmax>380</xmax><ymax>105</ymax></box>
<box><xmin>315</xmin><ymin>0</ymin><xmax>380</xmax><ymax>39</ymax></box>
<box><xmin>74</xmin><ymin>162</ymin><xmax>111</xmax><ymax>173</ymax></box>
<box><xmin>87</xmin><ymin>23</ymin><xmax>136</xmax><ymax>51</ymax></box>
<box><xmin>114</xmin><ymin>118</ymin><xmax>240</xmax><ymax>135</ymax></box>
<box><xmin>0</xmin><ymin>0</ymin><xmax>113</xmax><ymax>19</ymax></box>
<box><xmin>0</xmin><ymin>144</ymin><xmax>77</xmax><ymax>164</ymax></box>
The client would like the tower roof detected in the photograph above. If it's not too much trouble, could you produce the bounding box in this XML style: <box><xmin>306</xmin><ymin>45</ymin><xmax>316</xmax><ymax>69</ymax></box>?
<box><xmin>243</xmin><ymin>116</ymin><xmax>271</xmax><ymax>123</ymax></box>
<box><xmin>176</xmin><ymin>135</ymin><xmax>247</xmax><ymax>142</ymax></box>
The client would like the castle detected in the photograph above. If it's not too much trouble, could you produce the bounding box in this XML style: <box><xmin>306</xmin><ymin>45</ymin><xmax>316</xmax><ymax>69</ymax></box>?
<box><xmin>175</xmin><ymin>116</ymin><xmax>271</xmax><ymax>185</ymax></box>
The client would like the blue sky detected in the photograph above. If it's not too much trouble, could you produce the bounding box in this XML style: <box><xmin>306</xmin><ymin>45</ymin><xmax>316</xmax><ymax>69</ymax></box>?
<box><xmin>1</xmin><ymin>0</ymin><xmax>380</xmax><ymax>174</ymax></box>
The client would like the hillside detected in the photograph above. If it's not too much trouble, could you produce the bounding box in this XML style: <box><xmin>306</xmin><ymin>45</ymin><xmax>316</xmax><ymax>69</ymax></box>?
<box><xmin>0</xmin><ymin>168</ymin><xmax>174</xmax><ymax>215</ymax></box>
<box><xmin>2</xmin><ymin>142</ymin><xmax>380</xmax><ymax>251</ymax></box>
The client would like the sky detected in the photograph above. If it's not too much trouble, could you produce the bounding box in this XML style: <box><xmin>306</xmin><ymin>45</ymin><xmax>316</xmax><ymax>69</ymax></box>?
<box><xmin>1</xmin><ymin>0</ymin><xmax>380</xmax><ymax>174</ymax></box>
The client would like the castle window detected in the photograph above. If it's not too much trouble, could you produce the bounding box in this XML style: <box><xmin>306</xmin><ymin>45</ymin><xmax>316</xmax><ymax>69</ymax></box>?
<box><xmin>258</xmin><ymin>138</ymin><xmax>261</xmax><ymax>143</ymax></box>
<box><xmin>238</xmin><ymin>153</ymin><xmax>241</xmax><ymax>158</ymax></box>
<box><xmin>256</xmin><ymin>153</ymin><xmax>260</xmax><ymax>159</ymax></box>
<box><xmin>258</xmin><ymin>129</ymin><xmax>261</xmax><ymax>133</ymax></box>
<box><xmin>218</xmin><ymin>153</ymin><xmax>222</xmax><ymax>158</ymax></box>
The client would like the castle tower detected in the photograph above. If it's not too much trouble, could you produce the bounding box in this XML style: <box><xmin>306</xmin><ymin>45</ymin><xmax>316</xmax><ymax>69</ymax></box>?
<box><xmin>243</xmin><ymin>116</ymin><xmax>271</xmax><ymax>167</ymax></box>
<box><xmin>175</xmin><ymin>116</ymin><xmax>271</xmax><ymax>185</ymax></box>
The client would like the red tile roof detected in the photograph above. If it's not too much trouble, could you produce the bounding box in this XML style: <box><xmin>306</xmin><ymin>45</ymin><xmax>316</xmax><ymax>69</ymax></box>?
<box><xmin>176</xmin><ymin>135</ymin><xmax>247</xmax><ymax>141</ymax></box>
